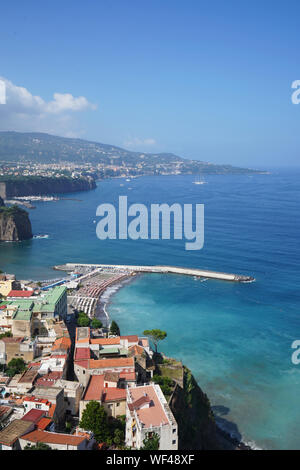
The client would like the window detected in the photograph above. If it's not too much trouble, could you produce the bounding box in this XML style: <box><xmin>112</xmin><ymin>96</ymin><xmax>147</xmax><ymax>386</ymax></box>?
<box><xmin>35</xmin><ymin>404</ymin><xmax>42</xmax><ymax>409</ymax></box>
<box><xmin>116</xmin><ymin>402</ymin><xmax>120</xmax><ymax>407</ymax></box>
<box><xmin>172</xmin><ymin>440</ymin><xmax>176</xmax><ymax>445</ymax></box>
<box><xmin>173</xmin><ymin>428</ymin><xmax>176</xmax><ymax>433</ymax></box>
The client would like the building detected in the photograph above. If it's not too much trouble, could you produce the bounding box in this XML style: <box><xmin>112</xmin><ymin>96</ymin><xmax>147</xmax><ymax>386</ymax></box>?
<box><xmin>79</xmin><ymin>374</ymin><xmax>127</xmax><ymax>419</ymax></box>
<box><xmin>74</xmin><ymin>356</ymin><xmax>135</xmax><ymax>387</ymax></box>
<box><xmin>125</xmin><ymin>384</ymin><xmax>178</xmax><ymax>450</ymax></box>
<box><xmin>0</xmin><ymin>406</ymin><xmax>13</xmax><ymax>425</ymax></box>
<box><xmin>24</xmin><ymin>386</ymin><xmax>65</xmax><ymax>425</ymax></box>
<box><xmin>55</xmin><ymin>379</ymin><xmax>84</xmax><ymax>416</ymax></box>
<box><xmin>10</xmin><ymin>368</ymin><xmax>39</xmax><ymax>394</ymax></box>
<box><xmin>0</xmin><ymin>286</ymin><xmax>68</xmax><ymax>338</ymax></box>
<box><xmin>0</xmin><ymin>419</ymin><xmax>35</xmax><ymax>450</ymax></box>
<box><xmin>0</xmin><ymin>279</ymin><xmax>17</xmax><ymax>298</ymax></box>
<box><xmin>19</xmin><ymin>429</ymin><xmax>94</xmax><ymax>450</ymax></box>
<box><xmin>38</xmin><ymin>354</ymin><xmax>68</xmax><ymax>378</ymax></box>
<box><xmin>0</xmin><ymin>336</ymin><xmax>37</xmax><ymax>365</ymax></box>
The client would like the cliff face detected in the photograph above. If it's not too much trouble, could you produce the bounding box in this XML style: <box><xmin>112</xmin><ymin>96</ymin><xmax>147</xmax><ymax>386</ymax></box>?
<box><xmin>169</xmin><ymin>366</ymin><xmax>221</xmax><ymax>450</ymax></box>
<box><xmin>1</xmin><ymin>177</ymin><xmax>96</xmax><ymax>198</ymax></box>
<box><xmin>0</xmin><ymin>206</ymin><xmax>33</xmax><ymax>241</ymax></box>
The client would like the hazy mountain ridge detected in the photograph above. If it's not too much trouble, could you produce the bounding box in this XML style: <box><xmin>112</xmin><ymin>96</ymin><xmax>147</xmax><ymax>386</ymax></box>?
<box><xmin>0</xmin><ymin>131</ymin><xmax>260</xmax><ymax>174</ymax></box>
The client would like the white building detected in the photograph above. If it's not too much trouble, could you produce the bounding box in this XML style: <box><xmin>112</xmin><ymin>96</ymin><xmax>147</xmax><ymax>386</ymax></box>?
<box><xmin>125</xmin><ymin>383</ymin><xmax>178</xmax><ymax>450</ymax></box>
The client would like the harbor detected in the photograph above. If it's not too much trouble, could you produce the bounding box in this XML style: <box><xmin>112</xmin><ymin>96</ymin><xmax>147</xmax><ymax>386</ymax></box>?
<box><xmin>54</xmin><ymin>262</ymin><xmax>255</xmax><ymax>283</ymax></box>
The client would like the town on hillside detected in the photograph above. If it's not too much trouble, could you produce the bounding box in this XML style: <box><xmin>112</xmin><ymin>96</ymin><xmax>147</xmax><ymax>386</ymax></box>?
<box><xmin>0</xmin><ymin>269</ymin><xmax>178</xmax><ymax>451</ymax></box>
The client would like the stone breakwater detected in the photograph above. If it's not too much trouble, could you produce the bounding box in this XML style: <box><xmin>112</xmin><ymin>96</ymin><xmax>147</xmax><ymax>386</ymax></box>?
<box><xmin>54</xmin><ymin>262</ymin><xmax>255</xmax><ymax>283</ymax></box>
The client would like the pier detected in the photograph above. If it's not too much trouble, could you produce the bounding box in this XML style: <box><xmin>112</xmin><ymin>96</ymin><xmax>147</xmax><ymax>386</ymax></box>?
<box><xmin>54</xmin><ymin>263</ymin><xmax>255</xmax><ymax>283</ymax></box>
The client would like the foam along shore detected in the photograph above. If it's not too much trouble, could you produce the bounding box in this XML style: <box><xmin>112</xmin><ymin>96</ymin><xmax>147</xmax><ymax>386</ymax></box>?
<box><xmin>54</xmin><ymin>263</ymin><xmax>255</xmax><ymax>283</ymax></box>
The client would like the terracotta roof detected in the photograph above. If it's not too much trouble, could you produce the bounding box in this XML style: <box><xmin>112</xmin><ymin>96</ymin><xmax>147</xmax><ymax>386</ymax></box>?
<box><xmin>7</xmin><ymin>290</ymin><xmax>33</xmax><ymax>298</ymax></box>
<box><xmin>36</xmin><ymin>371</ymin><xmax>63</xmax><ymax>387</ymax></box>
<box><xmin>102</xmin><ymin>388</ymin><xmax>126</xmax><ymax>403</ymax></box>
<box><xmin>52</xmin><ymin>336</ymin><xmax>71</xmax><ymax>351</ymax></box>
<box><xmin>89</xmin><ymin>357</ymin><xmax>134</xmax><ymax>369</ymax></box>
<box><xmin>90</xmin><ymin>337</ymin><xmax>120</xmax><ymax>345</ymax></box>
<box><xmin>48</xmin><ymin>404</ymin><xmax>56</xmax><ymax>418</ymax></box>
<box><xmin>21</xmin><ymin>409</ymin><xmax>44</xmax><ymax>424</ymax></box>
<box><xmin>83</xmin><ymin>375</ymin><xmax>126</xmax><ymax>403</ymax></box>
<box><xmin>75</xmin><ymin>347</ymin><xmax>90</xmax><ymax>361</ymax></box>
<box><xmin>119</xmin><ymin>371</ymin><xmax>136</xmax><ymax>381</ymax></box>
<box><xmin>128</xmin><ymin>395</ymin><xmax>151</xmax><ymax>411</ymax></box>
<box><xmin>83</xmin><ymin>375</ymin><xmax>104</xmax><ymax>401</ymax></box>
<box><xmin>129</xmin><ymin>344</ymin><xmax>144</xmax><ymax>356</ymax></box>
<box><xmin>20</xmin><ymin>429</ymin><xmax>87</xmax><ymax>446</ymax></box>
<box><xmin>37</xmin><ymin>417</ymin><xmax>52</xmax><ymax>430</ymax></box>
<box><xmin>121</xmin><ymin>335</ymin><xmax>138</xmax><ymax>343</ymax></box>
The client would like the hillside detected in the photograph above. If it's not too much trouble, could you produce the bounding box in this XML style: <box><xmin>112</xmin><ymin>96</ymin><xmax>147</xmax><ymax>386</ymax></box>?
<box><xmin>0</xmin><ymin>131</ymin><xmax>260</xmax><ymax>175</ymax></box>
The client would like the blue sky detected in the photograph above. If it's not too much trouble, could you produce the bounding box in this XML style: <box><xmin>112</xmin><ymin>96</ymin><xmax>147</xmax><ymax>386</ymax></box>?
<box><xmin>1</xmin><ymin>0</ymin><xmax>300</xmax><ymax>167</ymax></box>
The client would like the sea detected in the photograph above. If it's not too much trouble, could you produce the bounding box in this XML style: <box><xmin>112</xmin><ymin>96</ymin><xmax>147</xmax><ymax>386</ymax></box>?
<box><xmin>0</xmin><ymin>169</ymin><xmax>299</xmax><ymax>450</ymax></box>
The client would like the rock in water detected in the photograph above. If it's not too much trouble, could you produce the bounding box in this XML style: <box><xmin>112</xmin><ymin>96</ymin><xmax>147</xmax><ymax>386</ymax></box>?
<box><xmin>0</xmin><ymin>204</ymin><xmax>33</xmax><ymax>241</ymax></box>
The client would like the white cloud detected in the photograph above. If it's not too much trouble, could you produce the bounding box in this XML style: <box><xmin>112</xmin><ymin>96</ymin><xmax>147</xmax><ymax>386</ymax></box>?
<box><xmin>0</xmin><ymin>77</ymin><xmax>97</xmax><ymax>136</ymax></box>
<box><xmin>124</xmin><ymin>137</ymin><xmax>156</xmax><ymax>149</ymax></box>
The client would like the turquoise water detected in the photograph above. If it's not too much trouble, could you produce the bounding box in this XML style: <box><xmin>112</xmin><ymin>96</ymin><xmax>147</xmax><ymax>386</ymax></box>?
<box><xmin>0</xmin><ymin>171</ymin><xmax>299</xmax><ymax>449</ymax></box>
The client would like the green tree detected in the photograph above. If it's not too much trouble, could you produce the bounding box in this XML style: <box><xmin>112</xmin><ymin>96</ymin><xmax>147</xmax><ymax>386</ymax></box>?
<box><xmin>152</xmin><ymin>375</ymin><xmax>173</xmax><ymax>396</ymax></box>
<box><xmin>110</xmin><ymin>320</ymin><xmax>120</xmax><ymax>336</ymax></box>
<box><xmin>77</xmin><ymin>312</ymin><xmax>90</xmax><ymax>327</ymax></box>
<box><xmin>80</xmin><ymin>401</ymin><xmax>111</xmax><ymax>443</ymax></box>
<box><xmin>90</xmin><ymin>318</ymin><xmax>102</xmax><ymax>329</ymax></box>
<box><xmin>143</xmin><ymin>329</ymin><xmax>167</xmax><ymax>353</ymax></box>
<box><xmin>141</xmin><ymin>432</ymin><xmax>160</xmax><ymax>450</ymax></box>
<box><xmin>24</xmin><ymin>442</ymin><xmax>52</xmax><ymax>450</ymax></box>
<box><xmin>6</xmin><ymin>357</ymin><xmax>26</xmax><ymax>377</ymax></box>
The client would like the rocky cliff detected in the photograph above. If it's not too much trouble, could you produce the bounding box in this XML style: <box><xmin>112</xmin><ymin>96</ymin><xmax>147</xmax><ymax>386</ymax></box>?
<box><xmin>168</xmin><ymin>366</ymin><xmax>221</xmax><ymax>450</ymax></box>
<box><xmin>0</xmin><ymin>176</ymin><xmax>96</xmax><ymax>198</ymax></box>
<box><xmin>0</xmin><ymin>203</ymin><xmax>33</xmax><ymax>241</ymax></box>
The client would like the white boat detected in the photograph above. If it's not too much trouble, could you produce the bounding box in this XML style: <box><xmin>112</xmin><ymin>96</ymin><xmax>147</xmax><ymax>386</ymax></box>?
<box><xmin>33</xmin><ymin>234</ymin><xmax>49</xmax><ymax>239</ymax></box>
<box><xmin>193</xmin><ymin>177</ymin><xmax>207</xmax><ymax>185</ymax></box>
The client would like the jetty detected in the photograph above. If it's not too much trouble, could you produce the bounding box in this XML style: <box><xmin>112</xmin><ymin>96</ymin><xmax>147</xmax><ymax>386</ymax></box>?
<box><xmin>54</xmin><ymin>263</ymin><xmax>255</xmax><ymax>283</ymax></box>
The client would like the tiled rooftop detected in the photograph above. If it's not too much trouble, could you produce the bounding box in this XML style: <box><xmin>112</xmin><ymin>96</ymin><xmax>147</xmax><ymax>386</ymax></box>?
<box><xmin>20</xmin><ymin>429</ymin><xmax>86</xmax><ymax>446</ymax></box>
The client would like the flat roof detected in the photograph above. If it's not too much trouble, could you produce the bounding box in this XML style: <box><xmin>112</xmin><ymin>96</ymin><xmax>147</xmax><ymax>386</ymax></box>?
<box><xmin>76</xmin><ymin>327</ymin><xmax>90</xmax><ymax>343</ymax></box>
<box><xmin>18</xmin><ymin>368</ymin><xmax>38</xmax><ymax>384</ymax></box>
<box><xmin>0</xmin><ymin>419</ymin><xmax>34</xmax><ymax>446</ymax></box>
<box><xmin>99</xmin><ymin>347</ymin><xmax>120</xmax><ymax>355</ymax></box>
<box><xmin>128</xmin><ymin>385</ymin><xmax>169</xmax><ymax>429</ymax></box>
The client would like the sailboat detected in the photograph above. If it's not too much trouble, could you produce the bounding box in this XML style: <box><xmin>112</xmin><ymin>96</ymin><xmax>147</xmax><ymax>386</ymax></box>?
<box><xmin>193</xmin><ymin>175</ymin><xmax>207</xmax><ymax>185</ymax></box>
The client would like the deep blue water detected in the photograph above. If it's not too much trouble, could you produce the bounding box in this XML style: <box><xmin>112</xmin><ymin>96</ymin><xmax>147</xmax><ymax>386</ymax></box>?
<box><xmin>0</xmin><ymin>171</ymin><xmax>299</xmax><ymax>449</ymax></box>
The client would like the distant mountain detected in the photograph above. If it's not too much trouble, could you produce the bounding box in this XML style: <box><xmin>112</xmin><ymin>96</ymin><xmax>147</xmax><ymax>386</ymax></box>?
<box><xmin>0</xmin><ymin>131</ymin><xmax>260</xmax><ymax>174</ymax></box>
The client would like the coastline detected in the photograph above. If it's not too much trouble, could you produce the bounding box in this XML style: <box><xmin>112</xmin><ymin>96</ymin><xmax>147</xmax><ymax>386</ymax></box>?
<box><xmin>94</xmin><ymin>274</ymin><xmax>140</xmax><ymax>327</ymax></box>
<box><xmin>93</xmin><ymin>272</ymin><xmax>254</xmax><ymax>451</ymax></box>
